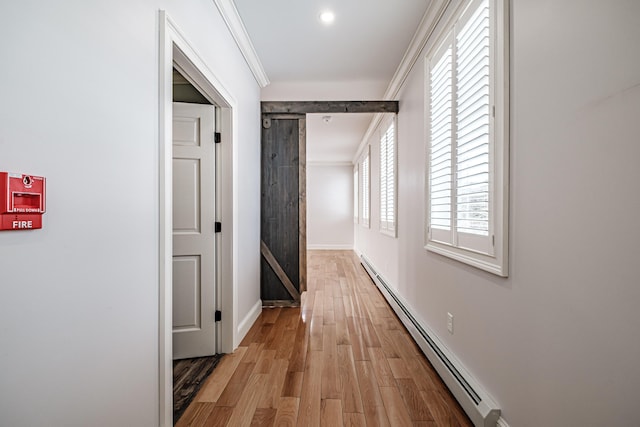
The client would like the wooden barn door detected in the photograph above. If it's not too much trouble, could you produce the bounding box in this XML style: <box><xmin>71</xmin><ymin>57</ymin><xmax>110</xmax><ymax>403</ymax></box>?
<box><xmin>261</xmin><ymin>114</ymin><xmax>306</xmax><ymax>306</ymax></box>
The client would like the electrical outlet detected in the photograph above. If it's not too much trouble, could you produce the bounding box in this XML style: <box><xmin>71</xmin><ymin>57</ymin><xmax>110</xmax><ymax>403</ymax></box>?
<box><xmin>447</xmin><ymin>312</ymin><xmax>454</xmax><ymax>334</ymax></box>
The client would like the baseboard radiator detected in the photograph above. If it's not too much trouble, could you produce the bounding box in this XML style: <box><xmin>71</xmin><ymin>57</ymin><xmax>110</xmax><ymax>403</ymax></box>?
<box><xmin>360</xmin><ymin>255</ymin><xmax>501</xmax><ymax>427</ymax></box>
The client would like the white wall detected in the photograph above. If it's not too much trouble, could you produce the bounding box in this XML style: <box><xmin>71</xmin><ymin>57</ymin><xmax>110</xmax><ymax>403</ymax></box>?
<box><xmin>0</xmin><ymin>1</ymin><xmax>261</xmax><ymax>426</ymax></box>
<box><xmin>261</xmin><ymin>80</ymin><xmax>387</xmax><ymax>101</ymax></box>
<box><xmin>307</xmin><ymin>164</ymin><xmax>354</xmax><ymax>250</ymax></box>
<box><xmin>356</xmin><ymin>0</ymin><xmax>640</xmax><ymax>426</ymax></box>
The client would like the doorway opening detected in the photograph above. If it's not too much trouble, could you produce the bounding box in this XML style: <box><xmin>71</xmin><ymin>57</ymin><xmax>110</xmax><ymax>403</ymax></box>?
<box><xmin>159</xmin><ymin>11</ymin><xmax>237</xmax><ymax>427</ymax></box>
<box><xmin>259</xmin><ymin>101</ymin><xmax>398</xmax><ymax>307</ymax></box>
<box><xmin>171</xmin><ymin>69</ymin><xmax>222</xmax><ymax>423</ymax></box>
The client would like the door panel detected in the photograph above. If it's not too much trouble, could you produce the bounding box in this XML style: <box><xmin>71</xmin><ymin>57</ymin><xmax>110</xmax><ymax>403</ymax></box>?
<box><xmin>173</xmin><ymin>116</ymin><xmax>201</xmax><ymax>147</ymax></box>
<box><xmin>172</xmin><ymin>255</ymin><xmax>201</xmax><ymax>330</ymax></box>
<box><xmin>172</xmin><ymin>102</ymin><xmax>216</xmax><ymax>359</ymax></box>
<box><xmin>260</xmin><ymin>115</ymin><xmax>306</xmax><ymax>304</ymax></box>
<box><xmin>173</xmin><ymin>159</ymin><xmax>201</xmax><ymax>233</ymax></box>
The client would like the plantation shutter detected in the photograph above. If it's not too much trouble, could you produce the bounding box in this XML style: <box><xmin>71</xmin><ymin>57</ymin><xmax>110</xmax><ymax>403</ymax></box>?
<box><xmin>353</xmin><ymin>166</ymin><xmax>359</xmax><ymax>223</ymax></box>
<box><xmin>455</xmin><ymin>0</ymin><xmax>492</xmax><ymax>253</ymax></box>
<box><xmin>428</xmin><ymin>37</ymin><xmax>454</xmax><ymax>245</ymax></box>
<box><xmin>428</xmin><ymin>0</ymin><xmax>492</xmax><ymax>254</ymax></box>
<box><xmin>380</xmin><ymin>121</ymin><xmax>395</xmax><ymax>233</ymax></box>
<box><xmin>380</xmin><ymin>130</ymin><xmax>388</xmax><ymax>226</ymax></box>
<box><xmin>361</xmin><ymin>153</ymin><xmax>370</xmax><ymax>227</ymax></box>
<box><xmin>425</xmin><ymin>0</ymin><xmax>508</xmax><ymax>275</ymax></box>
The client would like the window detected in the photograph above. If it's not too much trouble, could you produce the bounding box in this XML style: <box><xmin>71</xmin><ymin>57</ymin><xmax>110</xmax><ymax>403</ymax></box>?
<box><xmin>425</xmin><ymin>0</ymin><xmax>509</xmax><ymax>276</ymax></box>
<box><xmin>353</xmin><ymin>165</ymin><xmax>359</xmax><ymax>223</ymax></box>
<box><xmin>380</xmin><ymin>118</ymin><xmax>397</xmax><ymax>235</ymax></box>
<box><xmin>360</xmin><ymin>149</ymin><xmax>370</xmax><ymax>228</ymax></box>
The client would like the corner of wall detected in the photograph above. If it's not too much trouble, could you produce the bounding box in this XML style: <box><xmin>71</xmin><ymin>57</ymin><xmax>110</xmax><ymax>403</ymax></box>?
<box><xmin>236</xmin><ymin>299</ymin><xmax>262</xmax><ymax>347</ymax></box>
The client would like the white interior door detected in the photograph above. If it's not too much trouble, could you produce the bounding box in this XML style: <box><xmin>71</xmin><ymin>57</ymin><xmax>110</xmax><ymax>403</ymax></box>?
<box><xmin>172</xmin><ymin>102</ymin><xmax>217</xmax><ymax>360</ymax></box>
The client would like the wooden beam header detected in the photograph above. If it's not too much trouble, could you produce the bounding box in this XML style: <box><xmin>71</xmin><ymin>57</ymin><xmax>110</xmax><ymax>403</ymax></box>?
<box><xmin>261</xmin><ymin>101</ymin><xmax>399</xmax><ymax>114</ymax></box>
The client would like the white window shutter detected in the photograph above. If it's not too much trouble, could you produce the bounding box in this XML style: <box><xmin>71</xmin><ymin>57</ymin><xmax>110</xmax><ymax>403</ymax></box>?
<box><xmin>425</xmin><ymin>0</ymin><xmax>509</xmax><ymax>276</ymax></box>
<box><xmin>428</xmin><ymin>37</ymin><xmax>454</xmax><ymax>245</ymax></box>
<box><xmin>361</xmin><ymin>152</ymin><xmax>370</xmax><ymax>227</ymax></box>
<box><xmin>353</xmin><ymin>166</ymin><xmax>359</xmax><ymax>224</ymax></box>
<box><xmin>380</xmin><ymin>129</ymin><xmax>388</xmax><ymax>227</ymax></box>
<box><xmin>380</xmin><ymin>120</ymin><xmax>396</xmax><ymax>234</ymax></box>
<box><xmin>455</xmin><ymin>0</ymin><xmax>492</xmax><ymax>253</ymax></box>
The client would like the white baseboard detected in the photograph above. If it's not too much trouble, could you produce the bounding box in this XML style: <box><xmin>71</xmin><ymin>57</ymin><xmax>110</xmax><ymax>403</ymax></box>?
<box><xmin>236</xmin><ymin>299</ymin><xmax>262</xmax><ymax>346</ymax></box>
<box><xmin>307</xmin><ymin>244</ymin><xmax>354</xmax><ymax>250</ymax></box>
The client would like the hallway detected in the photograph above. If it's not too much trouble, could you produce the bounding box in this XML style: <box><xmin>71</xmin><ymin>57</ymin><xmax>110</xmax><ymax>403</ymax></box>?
<box><xmin>176</xmin><ymin>250</ymin><xmax>471</xmax><ymax>426</ymax></box>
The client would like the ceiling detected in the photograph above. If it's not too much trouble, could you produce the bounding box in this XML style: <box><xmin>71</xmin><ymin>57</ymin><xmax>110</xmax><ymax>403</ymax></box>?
<box><xmin>233</xmin><ymin>0</ymin><xmax>431</xmax><ymax>162</ymax></box>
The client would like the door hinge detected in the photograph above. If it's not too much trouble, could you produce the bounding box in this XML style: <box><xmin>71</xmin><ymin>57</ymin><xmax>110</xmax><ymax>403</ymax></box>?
<box><xmin>214</xmin><ymin>132</ymin><xmax>221</xmax><ymax>143</ymax></box>
<box><xmin>215</xmin><ymin>310</ymin><xmax>222</xmax><ymax>322</ymax></box>
<box><xmin>215</xmin><ymin>222</ymin><xmax>222</xmax><ymax>233</ymax></box>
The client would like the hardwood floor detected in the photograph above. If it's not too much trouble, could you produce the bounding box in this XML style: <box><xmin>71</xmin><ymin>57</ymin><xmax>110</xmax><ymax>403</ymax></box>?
<box><xmin>176</xmin><ymin>250</ymin><xmax>472</xmax><ymax>426</ymax></box>
<box><xmin>174</xmin><ymin>355</ymin><xmax>224</xmax><ymax>424</ymax></box>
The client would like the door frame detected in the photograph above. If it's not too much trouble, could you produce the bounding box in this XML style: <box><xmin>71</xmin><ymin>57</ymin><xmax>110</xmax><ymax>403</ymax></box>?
<box><xmin>159</xmin><ymin>11</ymin><xmax>237</xmax><ymax>426</ymax></box>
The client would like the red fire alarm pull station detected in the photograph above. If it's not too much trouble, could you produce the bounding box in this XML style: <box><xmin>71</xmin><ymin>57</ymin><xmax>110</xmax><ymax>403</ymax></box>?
<box><xmin>0</xmin><ymin>172</ymin><xmax>46</xmax><ymax>231</ymax></box>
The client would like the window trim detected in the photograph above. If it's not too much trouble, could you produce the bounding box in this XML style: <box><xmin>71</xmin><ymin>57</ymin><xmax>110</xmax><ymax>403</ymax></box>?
<box><xmin>424</xmin><ymin>0</ymin><xmax>509</xmax><ymax>277</ymax></box>
<box><xmin>379</xmin><ymin>116</ymin><xmax>397</xmax><ymax>237</ymax></box>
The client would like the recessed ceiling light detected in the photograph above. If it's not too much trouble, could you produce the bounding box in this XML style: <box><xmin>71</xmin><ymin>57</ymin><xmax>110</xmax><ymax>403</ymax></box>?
<box><xmin>319</xmin><ymin>10</ymin><xmax>335</xmax><ymax>25</ymax></box>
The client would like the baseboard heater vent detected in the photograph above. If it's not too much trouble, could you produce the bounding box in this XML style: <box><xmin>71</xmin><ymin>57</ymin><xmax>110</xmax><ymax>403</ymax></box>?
<box><xmin>360</xmin><ymin>255</ymin><xmax>501</xmax><ymax>427</ymax></box>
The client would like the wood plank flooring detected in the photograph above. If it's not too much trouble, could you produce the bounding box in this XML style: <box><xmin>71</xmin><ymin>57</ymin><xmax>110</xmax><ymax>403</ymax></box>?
<box><xmin>176</xmin><ymin>250</ymin><xmax>472</xmax><ymax>426</ymax></box>
<box><xmin>174</xmin><ymin>355</ymin><xmax>224</xmax><ymax>423</ymax></box>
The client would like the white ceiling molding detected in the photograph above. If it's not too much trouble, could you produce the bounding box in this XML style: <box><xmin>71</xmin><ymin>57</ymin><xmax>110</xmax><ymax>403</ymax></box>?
<box><xmin>213</xmin><ymin>0</ymin><xmax>270</xmax><ymax>87</ymax></box>
<box><xmin>384</xmin><ymin>0</ymin><xmax>451</xmax><ymax>100</ymax></box>
<box><xmin>353</xmin><ymin>0</ymin><xmax>451</xmax><ymax>162</ymax></box>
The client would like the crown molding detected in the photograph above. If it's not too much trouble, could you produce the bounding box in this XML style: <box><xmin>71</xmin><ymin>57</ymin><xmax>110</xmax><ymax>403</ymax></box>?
<box><xmin>353</xmin><ymin>0</ymin><xmax>451</xmax><ymax>162</ymax></box>
<box><xmin>385</xmin><ymin>0</ymin><xmax>451</xmax><ymax>99</ymax></box>
<box><xmin>213</xmin><ymin>0</ymin><xmax>270</xmax><ymax>88</ymax></box>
